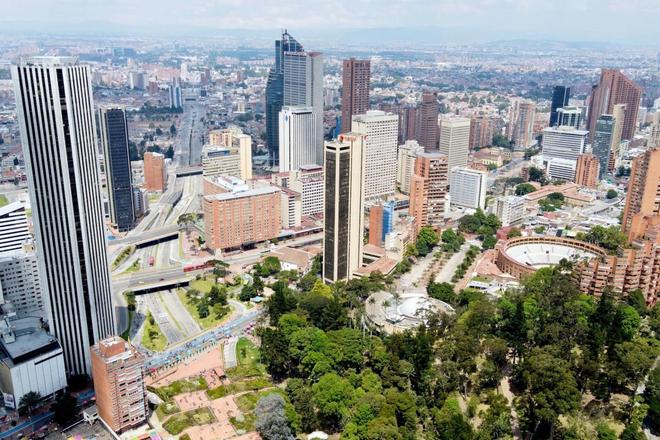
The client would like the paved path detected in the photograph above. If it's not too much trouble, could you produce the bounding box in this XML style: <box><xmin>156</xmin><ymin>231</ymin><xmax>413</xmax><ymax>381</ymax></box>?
<box><xmin>434</xmin><ymin>242</ymin><xmax>474</xmax><ymax>284</ymax></box>
<box><xmin>223</xmin><ymin>337</ymin><xmax>238</xmax><ymax>369</ymax></box>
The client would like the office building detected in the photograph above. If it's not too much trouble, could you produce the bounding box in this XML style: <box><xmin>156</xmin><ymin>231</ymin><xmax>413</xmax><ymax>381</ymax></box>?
<box><xmin>168</xmin><ymin>78</ymin><xmax>182</xmax><ymax>109</ymax></box>
<box><xmin>99</xmin><ymin>107</ymin><xmax>135</xmax><ymax>232</ymax></box>
<box><xmin>143</xmin><ymin>151</ymin><xmax>167</xmax><ymax>192</ymax></box>
<box><xmin>449</xmin><ymin>167</ymin><xmax>487</xmax><ymax>209</ymax></box>
<box><xmin>608</xmin><ymin>104</ymin><xmax>627</xmax><ymax>172</ymax></box>
<box><xmin>288</xmin><ymin>164</ymin><xmax>324</xmax><ymax>216</ymax></box>
<box><xmin>416</xmin><ymin>92</ymin><xmax>439</xmax><ymax>150</ymax></box>
<box><xmin>541</xmin><ymin>127</ymin><xmax>588</xmax><ymax>180</ymax></box>
<box><xmin>650</xmin><ymin>112</ymin><xmax>660</xmax><ymax>148</ymax></box>
<box><xmin>0</xmin><ymin>317</ymin><xmax>67</xmax><ymax>409</ymax></box>
<box><xmin>279</xmin><ymin>106</ymin><xmax>317</xmax><ymax>172</ymax></box>
<box><xmin>128</xmin><ymin>72</ymin><xmax>146</xmax><ymax>90</ymax></box>
<box><xmin>382</xmin><ymin>202</ymin><xmax>395</xmax><ymax>243</ymax></box>
<box><xmin>201</xmin><ymin>145</ymin><xmax>242</xmax><ymax>179</ymax></box>
<box><xmin>341</xmin><ymin>58</ymin><xmax>371</xmax><ymax>133</ymax></box>
<box><xmin>439</xmin><ymin>117</ymin><xmax>470</xmax><ymax>169</ymax></box>
<box><xmin>352</xmin><ymin>110</ymin><xmax>398</xmax><ymax>200</ymax></box>
<box><xmin>279</xmin><ymin>187</ymin><xmax>302</xmax><ymax>229</ymax></box>
<box><xmin>574</xmin><ymin>154</ymin><xmax>600</xmax><ymax>188</ymax></box>
<box><xmin>265</xmin><ymin>31</ymin><xmax>304</xmax><ymax>166</ymax></box>
<box><xmin>592</xmin><ymin>115</ymin><xmax>615</xmax><ymax>179</ymax></box>
<box><xmin>13</xmin><ymin>57</ymin><xmax>115</xmax><ymax>375</ymax></box>
<box><xmin>622</xmin><ymin>148</ymin><xmax>660</xmax><ymax>238</ymax></box>
<box><xmin>207</xmin><ymin>128</ymin><xmax>253</xmax><ymax>180</ymax></box>
<box><xmin>133</xmin><ymin>188</ymin><xmax>149</xmax><ymax>218</ymax></box>
<box><xmin>369</xmin><ymin>204</ymin><xmax>384</xmax><ymax>247</ymax></box>
<box><xmin>587</xmin><ymin>69</ymin><xmax>642</xmax><ymax>141</ymax></box>
<box><xmin>0</xmin><ymin>249</ymin><xmax>42</xmax><ymax>318</ymax></box>
<box><xmin>496</xmin><ymin>196</ymin><xmax>525</xmax><ymax>227</ymax></box>
<box><xmin>469</xmin><ymin>114</ymin><xmax>495</xmax><ymax>149</ymax></box>
<box><xmin>556</xmin><ymin>106</ymin><xmax>583</xmax><ymax>128</ymax></box>
<box><xmin>0</xmin><ymin>202</ymin><xmax>30</xmax><ymax>255</ymax></box>
<box><xmin>550</xmin><ymin>86</ymin><xmax>571</xmax><ymax>127</ymax></box>
<box><xmin>507</xmin><ymin>99</ymin><xmax>536</xmax><ymax>148</ymax></box>
<box><xmin>91</xmin><ymin>337</ymin><xmax>147</xmax><ymax>433</ymax></box>
<box><xmin>203</xmin><ymin>176</ymin><xmax>281</xmax><ymax>253</ymax></box>
<box><xmin>397</xmin><ymin>140</ymin><xmax>425</xmax><ymax>195</ymax></box>
<box><xmin>323</xmin><ymin>134</ymin><xmax>366</xmax><ymax>283</ymax></box>
<box><xmin>409</xmin><ymin>152</ymin><xmax>449</xmax><ymax>232</ymax></box>
<box><xmin>401</xmin><ymin>105</ymin><xmax>417</xmax><ymax>142</ymax></box>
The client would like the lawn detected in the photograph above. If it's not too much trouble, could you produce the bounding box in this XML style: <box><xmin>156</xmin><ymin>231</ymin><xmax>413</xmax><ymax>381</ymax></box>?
<box><xmin>230</xmin><ymin>389</ymin><xmax>288</xmax><ymax>432</ymax></box>
<box><xmin>189</xmin><ymin>276</ymin><xmax>215</xmax><ymax>293</ymax></box>
<box><xmin>177</xmin><ymin>288</ymin><xmax>231</xmax><ymax>330</ymax></box>
<box><xmin>206</xmin><ymin>377</ymin><xmax>272</xmax><ymax>400</ymax></box>
<box><xmin>123</xmin><ymin>259</ymin><xmax>141</xmax><ymax>274</ymax></box>
<box><xmin>155</xmin><ymin>401</ymin><xmax>180</xmax><ymax>420</ymax></box>
<box><xmin>163</xmin><ymin>407</ymin><xmax>216</xmax><ymax>435</ymax></box>
<box><xmin>150</xmin><ymin>376</ymin><xmax>208</xmax><ymax>401</ymax></box>
<box><xmin>141</xmin><ymin>312</ymin><xmax>168</xmax><ymax>352</ymax></box>
<box><xmin>226</xmin><ymin>338</ymin><xmax>266</xmax><ymax>380</ymax></box>
<box><xmin>0</xmin><ymin>194</ymin><xmax>8</xmax><ymax>207</ymax></box>
<box><xmin>471</xmin><ymin>275</ymin><xmax>492</xmax><ymax>283</ymax></box>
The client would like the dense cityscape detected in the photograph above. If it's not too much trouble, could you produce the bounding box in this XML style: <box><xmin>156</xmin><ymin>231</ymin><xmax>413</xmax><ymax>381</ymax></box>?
<box><xmin>0</xmin><ymin>3</ymin><xmax>659</xmax><ymax>440</ymax></box>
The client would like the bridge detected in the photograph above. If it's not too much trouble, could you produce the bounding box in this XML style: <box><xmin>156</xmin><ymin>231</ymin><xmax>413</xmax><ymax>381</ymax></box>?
<box><xmin>175</xmin><ymin>165</ymin><xmax>203</xmax><ymax>177</ymax></box>
<box><xmin>108</xmin><ymin>224</ymin><xmax>182</xmax><ymax>248</ymax></box>
<box><xmin>112</xmin><ymin>266</ymin><xmax>195</xmax><ymax>293</ymax></box>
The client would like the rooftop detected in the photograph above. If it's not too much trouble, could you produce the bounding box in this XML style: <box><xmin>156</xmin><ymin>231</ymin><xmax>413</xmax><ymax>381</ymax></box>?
<box><xmin>0</xmin><ymin>317</ymin><xmax>61</xmax><ymax>365</ymax></box>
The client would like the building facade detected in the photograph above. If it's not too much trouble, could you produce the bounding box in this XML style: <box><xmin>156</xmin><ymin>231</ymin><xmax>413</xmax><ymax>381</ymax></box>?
<box><xmin>341</xmin><ymin>58</ymin><xmax>370</xmax><ymax>133</ymax></box>
<box><xmin>541</xmin><ymin>126</ymin><xmax>588</xmax><ymax>181</ymax></box>
<box><xmin>201</xmin><ymin>145</ymin><xmax>242</xmax><ymax>179</ymax></box>
<box><xmin>416</xmin><ymin>92</ymin><xmax>439</xmax><ymax>150</ymax></box>
<box><xmin>143</xmin><ymin>151</ymin><xmax>166</xmax><ymax>192</ymax></box>
<box><xmin>368</xmin><ymin>204</ymin><xmax>383</xmax><ymax>247</ymax></box>
<box><xmin>449</xmin><ymin>167</ymin><xmax>487</xmax><ymax>209</ymax></box>
<box><xmin>279</xmin><ymin>106</ymin><xmax>317</xmax><ymax>172</ymax></box>
<box><xmin>351</xmin><ymin>111</ymin><xmax>398</xmax><ymax>200</ymax></box>
<box><xmin>99</xmin><ymin>107</ymin><xmax>135</xmax><ymax>232</ymax></box>
<box><xmin>574</xmin><ymin>153</ymin><xmax>600</xmax><ymax>188</ymax></box>
<box><xmin>550</xmin><ymin>86</ymin><xmax>571</xmax><ymax>127</ymax></box>
<box><xmin>439</xmin><ymin>117</ymin><xmax>470</xmax><ymax>170</ymax></box>
<box><xmin>409</xmin><ymin>152</ymin><xmax>448</xmax><ymax>232</ymax></box>
<box><xmin>323</xmin><ymin>134</ymin><xmax>366</xmax><ymax>283</ymax></box>
<box><xmin>91</xmin><ymin>337</ymin><xmax>147</xmax><ymax>433</ymax></box>
<box><xmin>0</xmin><ymin>202</ymin><xmax>30</xmax><ymax>255</ymax></box>
<box><xmin>556</xmin><ymin>106</ymin><xmax>583</xmax><ymax>128</ymax></box>
<box><xmin>507</xmin><ymin>99</ymin><xmax>536</xmax><ymax>148</ymax></box>
<box><xmin>622</xmin><ymin>148</ymin><xmax>660</xmax><ymax>238</ymax></box>
<box><xmin>289</xmin><ymin>165</ymin><xmax>324</xmax><ymax>216</ymax></box>
<box><xmin>13</xmin><ymin>57</ymin><xmax>115</xmax><ymax>375</ymax></box>
<box><xmin>0</xmin><ymin>249</ymin><xmax>42</xmax><ymax>318</ymax></box>
<box><xmin>469</xmin><ymin>113</ymin><xmax>495</xmax><ymax>149</ymax></box>
<box><xmin>397</xmin><ymin>140</ymin><xmax>425</xmax><ymax>195</ymax></box>
<box><xmin>496</xmin><ymin>196</ymin><xmax>525</xmax><ymax>227</ymax></box>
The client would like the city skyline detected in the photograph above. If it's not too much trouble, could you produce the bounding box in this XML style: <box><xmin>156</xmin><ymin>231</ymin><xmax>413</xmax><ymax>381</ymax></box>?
<box><xmin>1</xmin><ymin>0</ymin><xmax>660</xmax><ymax>45</ymax></box>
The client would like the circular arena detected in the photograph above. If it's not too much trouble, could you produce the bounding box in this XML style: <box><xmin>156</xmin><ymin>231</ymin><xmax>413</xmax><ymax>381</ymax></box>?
<box><xmin>495</xmin><ymin>236</ymin><xmax>607</xmax><ymax>279</ymax></box>
<box><xmin>364</xmin><ymin>290</ymin><xmax>455</xmax><ymax>334</ymax></box>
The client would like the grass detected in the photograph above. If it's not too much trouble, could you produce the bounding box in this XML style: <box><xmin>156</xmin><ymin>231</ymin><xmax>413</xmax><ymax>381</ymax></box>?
<box><xmin>150</xmin><ymin>376</ymin><xmax>208</xmax><ymax>401</ymax></box>
<box><xmin>226</xmin><ymin>338</ymin><xmax>266</xmax><ymax>380</ymax></box>
<box><xmin>471</xmin><ymin>275</ymin><xmax>492</xmax><ymax>283</ymax></box>
<box><xmin>112</xmin><ymin>246</ymin><xmax>135</xmax><ymax>269</ymax></box>
<box><xmin>142</xmin><ymin>312</ymin><xmax>168</xmax><ymax>352</ymax></box>
<box><xmin>206</xmin><ymin>377</ymin><xmax>272</xmax><ymax>400</ymax></box>
<box><xmin>148</xmin><ymin>193</ymin><xmax>161</xmax><ymax>204</ymax></box>
<box><xmin>155</xmin><ymin>401</ymin><xmax>180</xmax><ymax>420</ymax></box>
<box><xmin>123</xmin><ymin>258</ymin><xmax>141</xmax><ymax>274</ymax></box>
<box><xmin>177</xmin><ymin>288</ymin><xmax>232</xmax><ymax>330</ymax></box>
<box><xmin>189</xmin><ymin>276</ymin><xmax>215</xmax><ymax>293</ymax></box>
<box><xmin>0</xmin><ymin>194</ymin><xmax>8</xmax><ymax>207</ymax></box>
<box><xmin>162</xmin><ymin>407</ymin><xmax>215</xmax><ymax>435</ymax></box>
<box><xmin>230</xmin><ymin>389</ymin><xmax>287</xmax><ymax>432</ymax></box>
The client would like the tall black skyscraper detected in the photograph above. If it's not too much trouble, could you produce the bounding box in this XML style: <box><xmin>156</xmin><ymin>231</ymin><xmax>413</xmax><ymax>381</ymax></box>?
<box><xmin>550</xmin><ymin>86</ymin><xmax>571</xmax><ymax>127</ymax></box>
<box><xmin>265</xmin><ymin>30</ymin><xmax>303</xmax><ymax>167</ymax></box>
<box><xmin>99</xmin><ymin>107</ymin><xmax>136</xmax><ymax>232</ymax></box>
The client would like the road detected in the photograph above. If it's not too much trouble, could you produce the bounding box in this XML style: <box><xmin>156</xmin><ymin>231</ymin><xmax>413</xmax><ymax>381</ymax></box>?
<box><xmin>143</xmin><ymin>292</ymin><xmax>184</xmax><ymax>344</ymax></box>
<box><xmin>161</xmin><ymin>289</ymin><xmax>201</xmax><ymax>337</ymax></box>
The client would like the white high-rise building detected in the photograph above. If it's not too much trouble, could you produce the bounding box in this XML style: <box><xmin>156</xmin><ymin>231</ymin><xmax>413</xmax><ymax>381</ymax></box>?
<box><xmin>439</xmin><ymin>117</ymin><xmax>470</xmax><ymax>170</ymax></box>
<box><xmin>541</xmin><ymin>126</ymin><xmax>588</xmax><ymax>181</ymax></box>
<box><xmin>168</xmin><ymin>78</ymin><xmax>182</xmax><ymax>109</ymax></box>
<box><xmin>0</xmin><ymin>249</ymin><xmax>43</xmax><ymax>318</ymax></box>
<box><xmin>351</xmin><ymin>111</ymin><xmax>398</xmax><ymax>200</ymax></box>
<box><xmin>289</xmin><ymin>165</ymin><xmax>324</xmax><ymax>216</ymax></box>
<box><xmin>284</xmin><ymin>51</ymin><xmax>324</xmax><ymax>164</ymax></box>
<box><xmin>13</xmin><ymin>57</ymin><xmax>116</xmax><ymax>375</ymax></box>
<box><xmin>0</xmin><ymin>202</ymin><xmax>30</xmax><ymax>255</ymax></box>
<box><xmin>397</xmin><ymin>140</ymin><xmax>424</xmax><ymax>195</ymax></box>
<box><xmin>323</xmin><ymin>133</ymin><xmax>366</xmax><ymax>283</ymax></box>
<box><xmin>449</xmin><ymin>167</ymin><xmax>487</xmax><ymax>209</ymax></box>
<box><xmin>279</xmin><ymin>106</ymin><xmax>317</xmax><ymax>172</ymax></box>
<box><xmin>496</xmin><ymin>196</ymin><xmax>525</xmax><ymax>227</ymax></box>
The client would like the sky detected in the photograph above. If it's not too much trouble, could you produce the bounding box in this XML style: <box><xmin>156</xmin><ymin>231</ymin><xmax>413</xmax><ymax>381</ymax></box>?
<box><xmin>1</xmin><ymin>0</ymin><xmax>660</xmax><ymax>45</ymax></box>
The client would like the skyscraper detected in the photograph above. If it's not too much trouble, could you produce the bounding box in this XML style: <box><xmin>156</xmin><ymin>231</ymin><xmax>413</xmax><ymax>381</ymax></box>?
<box><xmin>541</xmin><ymin>126</ymin><xmax>588</xmax><ymax>181</ymax></box>
<box><xmin>439</xmin><ymin>117</ymin><xmax>470</xmax><ymax>169</ymax></box>
<box><xmin>341</xmin><ymin>58</ymin><xmax>370</xmax><ymax>133</ymax></box>
<box><xmin>402</xmin><ymin>105</ymin><xmax>417</xmax><ymax>143</ymax></box>
<box><xmin>368</xmin><ymin>204</ymin><xmax>383</xmax><ymax>247</ymax></box>
<box><xmin>323</xmin><ymin>134</ymin><xmax>365</xmax><ymax>283</ymax></box>
<box><xmin>13</xmin><ymin>57</ymin><xmax>115</xmax><ymax>375</ymax></box>
<box><xmin>469</xmin><ymin>113</ymin><xmax>495</xmax><ymax>149</ymax></box>
<box><xmin>622</xmin><ymin>148</ymin><xmax>660</xmax><ymax>239</ymax></box>
<box><xmin>592</xmin><ymin>115</ymin><xmax>615</xmax><ymax>179</ymax></box>
<box><xmin>550</xmin><ymin>86</ymin><xmax>571</xmax><ymax>127</ymax></box>
<box><xmin>608</xmin><ymin>104</ymin><xmax>627</xmax><ymax>172</ymax></box>
<box><xmin>449</xmin><ymin>167</ymin><xmax>487</xmax><ymax>209</ymax></box>
<box><xmin>99</xmin><ymin>107</ymin><xmax>135</xmax><ymax>232</ymax></box>
<box><xmin>265</xmin><ymin>31</ymin><xmax>304</xmax><ymax>166</ymax></box>
<box><xmin>574</xmin><ymin>154</ymin><xmax>600</xmax><ymax>188</ymax></box>
<box><xmin>556</xmin><ymin>106</ymin><xmax>583</xmax><ymax>128</ymax></box>
<box><xmin>587</xmin><ymin>69</ymin><xmax>642</xmax><ymax>141</ymax></box>
<box><xmin>351</xmin><ymin>110</ymin><xmax>398</xmax><ymax>200</ymax></box>
<box><xmin>168</xmin><ymin>77</ymin><xmax>182</xmax><ymax>109</ymax></box>
<box><xmin>416</xmin><ymin>92</ymin><xmax>439</xmax><ymax>150</ymax></box>
<box><xmin>279</xmin><ymin>106</ymin><xmax>317</xmax><ymax>172</ymax></box>
<box><xmin>409</xmin><ymin>152</ymin><xmax>448</xmax><ymax>233</ymax></box>
<box><xmin>397</xmin><ymin>140</ymin><xmax>425</xmax><ymax>195</ymax></box>
<box><xmin>507</xmin><ymin>99</ymin><xmax>536</xmax><ymax>148</ymax></box>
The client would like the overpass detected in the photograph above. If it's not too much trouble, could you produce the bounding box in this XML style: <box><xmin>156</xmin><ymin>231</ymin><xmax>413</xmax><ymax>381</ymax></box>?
<box><xmin>108</xmin><ymin>224</ymin><xmax>182</xmax><ymax>247</ymax></box>
<box><xmin>112</xmin><ymin>266</ymin><xmax>193</xmax><ymax>292</ymax></box>
<box><xmin>175</xmin><ymin>165</ymin><xmax>203</xmax><ymax>177</ymax></box>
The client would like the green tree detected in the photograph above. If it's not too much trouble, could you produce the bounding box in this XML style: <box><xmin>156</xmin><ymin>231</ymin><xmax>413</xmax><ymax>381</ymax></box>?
<box><xmin>643</xmin><ymin>367</ymin><xmax>660</xmax><ymax>430</ymax></box>
<box><xmin>507</xmin><ymin>227</ymin><xmax>522</xmax><ymax>238</ymax></box>
<box><xmin>432</xmin><ymin>396</ymin><xmax>474</xmax><ymax>440</ymax></box>
<box><xmin>19</xmin><ymin>391</ymin><xmax>42</xmax><ymax>416</ymax></box>
<box><xmin>170</xmin><ymin>124</ymin><xmax>176</xmax><ymax>136</ymax></box>
<box><xmin>52</xmin><ymin>393</ymin><xmax>78</xmax><ymax>426</ymax></box>
<box><xmin>286</xmin><ymin>379</ymin><xmax>318</xmax><ymax>432</ymax></box>
<box><xmin>515</xmin><ymin>183</ymin><xmax>536</xmax><ymax>196</ymax></box>
<box><xmin>606</xmin><ymin>189</ymin><xmax>618</xmax><ymax>199</ymax></box>
<box><xmin>428</xmin><ymin>282</ymin><xmax>456</xmax><ymax>304</ymax></box>
<box><xmin>482</xmin><ymin>234</ymin><xmax>497</xmax><ymax>250</ymax></box>
<box><xmin>313</xmin><ymin>372</ymin><xmax>356</xmax><ymax>430</ymax></box>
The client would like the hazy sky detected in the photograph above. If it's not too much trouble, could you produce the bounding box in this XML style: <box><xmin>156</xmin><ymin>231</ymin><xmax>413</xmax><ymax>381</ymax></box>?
<box><xmin>2</xmin><ymin>0</ymin><xmax>660</xmax><ymax>45</ymax></box>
